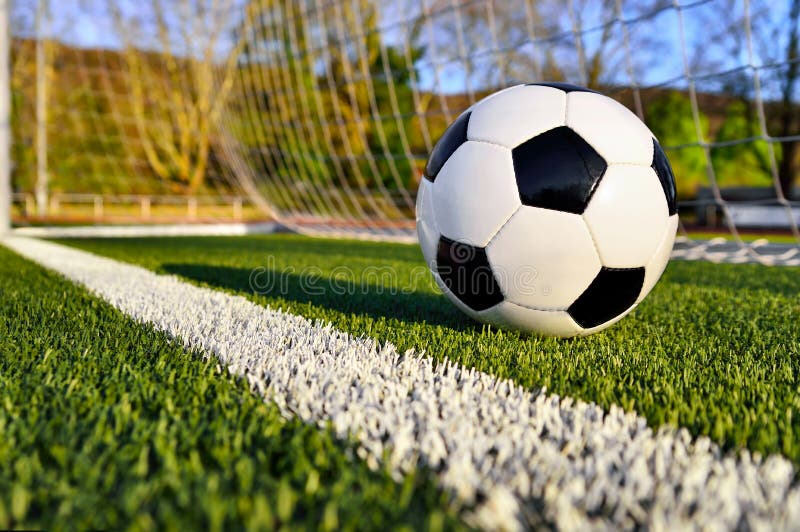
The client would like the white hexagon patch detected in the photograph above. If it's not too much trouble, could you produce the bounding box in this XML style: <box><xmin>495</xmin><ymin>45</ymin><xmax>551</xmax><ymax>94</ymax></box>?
<box><xmin>486</xmin><ymin>206</ymin><xmax>601</xmax><ymax>310</ymax></box>
<box><xmin>566</xmin><ymin>91</ymin><xmax>654</xmax><ymax>165</ymax></box>
<box><xmin>583</xmin><ymin>165</ymin><xmax>670</xmax><ymax>268</ymax></box>
<box><xmin>432</xmin><ymin>141</ymin><xmax>521</xmax><ymax>247</ymax></box>
<box><xmin>416</xmin><ymin>178</ymin><xmax>440</xmax><ymax>270</ymax></box>
<box><xmin>468</xmin><ymin>85</ymin><xmax>567</xmax><ymax>149</ymax></box>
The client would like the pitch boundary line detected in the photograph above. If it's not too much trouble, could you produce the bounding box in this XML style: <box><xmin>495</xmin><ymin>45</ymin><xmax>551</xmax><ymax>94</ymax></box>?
<box><xmin>3</xmin><ymin>236</ymin><xmax>798</xmax><ymax>530</ymax></box>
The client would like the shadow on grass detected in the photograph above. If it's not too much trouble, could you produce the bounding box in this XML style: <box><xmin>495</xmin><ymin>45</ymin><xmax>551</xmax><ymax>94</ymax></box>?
<box><xmin>161</xmin><ymin>263</ymin><xmax>476</xmax><ymax>331</ymax></box>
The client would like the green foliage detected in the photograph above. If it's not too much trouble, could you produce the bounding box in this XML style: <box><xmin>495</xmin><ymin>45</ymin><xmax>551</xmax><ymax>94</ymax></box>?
<box><xmin>648</xmin><ymin>92</ymin><xmax>785</xmax><ymax>195</ymax></box>
<box><xmin>646</xmin><ymin>92</ymin><xmax>710</xmax><ymax>199</ymax></box>
<box><xmin>60</xmin><ymin>234</ymin><xmax>800</xmax><ymax>465</ymax></box>
<box><xmin>711</xmin><ymin>101</ymin><xmax>781</xmax><ymax>187</ymax></box>
<box><xmin>0</xmin><ymin>246</ymin><xmax>464</xmax><ymax>531</ymax></box>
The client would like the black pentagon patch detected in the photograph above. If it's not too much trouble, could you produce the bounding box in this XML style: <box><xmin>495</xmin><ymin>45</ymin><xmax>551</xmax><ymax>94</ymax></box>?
<box><xmin>526</xmin><ymin>82</ymin><xmax>599</xmax><ymax>94</ymax></box>
<box><xmin>436</xmin><ymin>236</ymin><xmax>503</xmax><ymax>311</ymax></box>
<box><xmin>512</xmin><ymin>126</ymin><xmax>607</xmax><ymax>214</ymax></box>
<box><xmin>568</xmin><ymin>267</ymin><xmax>645</xmax><ymax>329</ymax></box>
<box><xmin>652</xmin><ymin>139</ymin><xmax>678</xmax><ymax>215</ymax></box>
<box><xmin>424</xmin><ymin>111</ymin><xmax>471</xmax><ymax>181</ymax></box>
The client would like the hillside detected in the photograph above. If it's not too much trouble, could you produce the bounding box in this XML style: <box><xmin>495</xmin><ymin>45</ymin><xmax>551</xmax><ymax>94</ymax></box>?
<box><xmin>10</xmin><ymin>37</ymin><xmax>795</xmax><ymax>200</ymax></box>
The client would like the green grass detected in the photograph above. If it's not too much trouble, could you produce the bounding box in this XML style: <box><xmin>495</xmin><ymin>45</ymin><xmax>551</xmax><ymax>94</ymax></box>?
<box><xmin>57</xmin><ymin>234</ymin><xmax>800</xmax><ymax>466</ymax></box>
<box><xmin>0</xmin><ymin>245</ymin><xmax>464</xmax><ymax>531</ymax></box>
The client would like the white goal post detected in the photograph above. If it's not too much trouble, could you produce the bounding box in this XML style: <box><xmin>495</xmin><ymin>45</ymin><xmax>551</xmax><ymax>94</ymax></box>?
<box><xmin>0</xmin><ymin>0</ymin><xmax>9</xmax><ymax>235</ymax></box>
<box><xmin>4</xmin><ymin>0</ymin><xmax>800</xmax><ymax>263</ymax></box>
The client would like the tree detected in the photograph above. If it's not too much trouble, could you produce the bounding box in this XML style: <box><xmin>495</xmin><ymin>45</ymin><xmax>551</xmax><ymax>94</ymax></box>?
<box><xmin>420</xmin><ymin>0</ymin><xmax>664</xmax><ymax>91</ymax></box>
<box><xmin>112</xmin><ymin>0</ymin><xmax>252</xmax><ymax>193</ymax></box>
<box><xmin>646</xmin><ymin>91</ymin><xmax>709</xmax><ymax>199</ymax></box>
<box><xmin>712</xmin><ymin>100</ymin><xmax>779</xmax><ymax>188</ymax></box>
<box><xmin>227</xmin><ymin>0</ymin><xmax>373</xmax><ymax>216</ymax></box>
<box><xmin>694</xmin><ymin>0</ymin><xmax>800</xmax><ymax>198</ymax></box>
<box><xmin>232</xmin><ymin>0</ymin><xmax>425</xmax><ymax>197</ymax></box>
<box><xmin>325</xmin><ymin>0</ymin><xmax>424</xmax><ymax>190</ymax></box>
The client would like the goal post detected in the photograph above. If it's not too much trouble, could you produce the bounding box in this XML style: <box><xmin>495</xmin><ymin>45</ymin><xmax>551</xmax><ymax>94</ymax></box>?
<box><xmin>0</xmin><ymin>0</ymin><xmax>9</xmax><ymax>235</ymax></box>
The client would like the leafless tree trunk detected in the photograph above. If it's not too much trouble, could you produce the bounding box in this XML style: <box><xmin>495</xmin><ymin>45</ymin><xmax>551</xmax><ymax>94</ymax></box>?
<box><xmin>112</xmin><ymin>0</ymin><xmax>252</xmax><ymax>193</ymax></box>
<box><xmin>421</xmin><ymin>0</ymin><xmax>657</xmax><ymax>90</ymax></box>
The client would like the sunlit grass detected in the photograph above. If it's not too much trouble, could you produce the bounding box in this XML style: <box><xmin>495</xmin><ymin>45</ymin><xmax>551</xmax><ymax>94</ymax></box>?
<box><xmin>0</xmin><ymin>245</ymin><xmax>462</xmax><ymax>530</ymax></box>
<box><xmin>59</xmin><ymin>234</ymin><xmax>800</xmax><ymax>465</ymax></box>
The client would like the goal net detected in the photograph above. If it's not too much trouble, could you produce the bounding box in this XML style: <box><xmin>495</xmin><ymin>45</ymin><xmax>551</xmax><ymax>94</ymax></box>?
<box><xmin>6</xmin><ymin>0</ymin><xmax>800</xmax><ymax>264</ymax></box>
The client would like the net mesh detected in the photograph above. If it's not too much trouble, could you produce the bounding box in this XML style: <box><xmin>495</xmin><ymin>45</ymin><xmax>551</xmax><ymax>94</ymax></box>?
<box><xmin>7</xmin><ymin>0</ymin><xmax>800</xmax><ymax>263</ymax></box>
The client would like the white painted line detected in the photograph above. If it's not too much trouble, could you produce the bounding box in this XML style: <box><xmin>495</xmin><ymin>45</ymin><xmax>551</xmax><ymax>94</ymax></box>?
<box><xmin>10</xmin><ymin>222</ymin><xmax>419</xmax><ymax>244</ymax></box>
<box><xmin>11</xmin><ymin>222</ymin><xmax>279</xmax><ymax>238</ymax></box>
<box><xmin>3</xmin><ymin>235</ymin><xmax>799</xmax><ymax>530</ymax></box>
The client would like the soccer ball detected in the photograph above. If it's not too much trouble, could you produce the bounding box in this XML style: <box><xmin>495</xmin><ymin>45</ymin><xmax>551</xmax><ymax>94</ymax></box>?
<box><xmin>416</xmin><ymin>82</ymin><xmax>677</xmax><ymax>337</ymax></box>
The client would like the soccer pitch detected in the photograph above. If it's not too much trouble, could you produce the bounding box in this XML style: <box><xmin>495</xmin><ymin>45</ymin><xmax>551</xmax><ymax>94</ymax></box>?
<box><xmin>2</xmin><ymin>234</ymin><xmax>799</xmax><ymax>529</ymax></box>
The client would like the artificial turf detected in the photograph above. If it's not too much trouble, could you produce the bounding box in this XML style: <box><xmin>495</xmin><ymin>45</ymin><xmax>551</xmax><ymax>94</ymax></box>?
<box><xmin>57</xmin><ymin>234</ymin><xmax>800</xmax><ymax>465</ymax></box>
<box><xmin>0</xmin><ymin>245</ymin><xmax>464</xmax><ymax>530</ymax></box>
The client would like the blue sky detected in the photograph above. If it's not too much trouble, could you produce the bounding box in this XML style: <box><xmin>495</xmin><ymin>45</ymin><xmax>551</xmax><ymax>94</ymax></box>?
<box><xmin>11</xmin><ymin>0</ymin><xmax>795</xmax><ymax>99</ymax></box>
